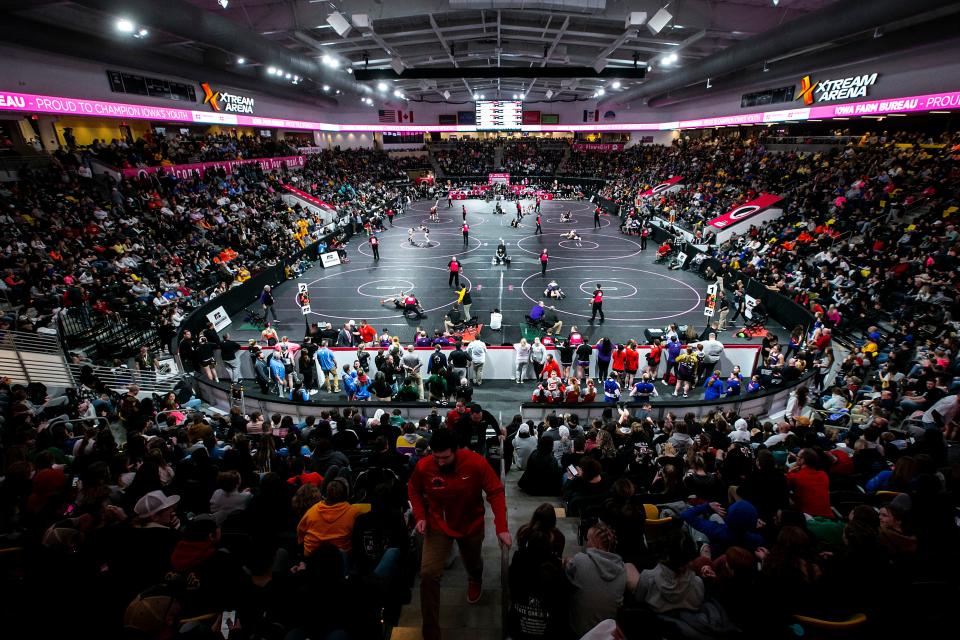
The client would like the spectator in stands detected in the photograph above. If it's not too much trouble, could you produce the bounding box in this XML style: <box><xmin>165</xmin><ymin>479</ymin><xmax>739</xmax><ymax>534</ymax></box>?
<box><xmin>566</xmin><ymin>523</ymin><xmax>635</xmax><ymax>638</ymax></box>
<box><xmin>297</xmin><ymin>477</ymin><xmax>369</xmax><ymax>555</ymax></box>
<box><xmin>786</xmin><ymin>448</ymin><xmax>833</xmax><ymax>518</ymax></box>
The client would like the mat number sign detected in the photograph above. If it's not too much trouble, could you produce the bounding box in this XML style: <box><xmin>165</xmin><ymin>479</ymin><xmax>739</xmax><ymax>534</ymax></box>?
<box><xmin>703</xmin><ymin>284</ymin><xmax>718</xmax><ymax>317</ymax></box>
<box><xmin>296</xmin><ymin>283</ymin><xmax>311</xmax><ymax>315</ymax></box>
<box><xmin>320</xmin><ymin>251</ymin><xmax>341</xmax><ymax>268</ymax></box>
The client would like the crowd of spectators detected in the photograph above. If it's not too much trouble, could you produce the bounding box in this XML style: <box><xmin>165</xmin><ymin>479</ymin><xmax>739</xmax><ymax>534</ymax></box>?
<box><xmin>0</xmin><ymin>148</ymin><xmax>419</xmax><ymax>349</ymax></box>
<box><xmin>86</xmin><ymin>132</ymin><xmax>299</xmax><ymax>168</ymax></box>
<box><xmin>501</xmin><ymin>139</ymin><xmax>568</xmax><ymax>176</ymax></box>
<box><xmin>431</xmin><ymin>139</ymin><xmax>497</xmax><ymax>175</ymax></box>
<box><xmin>1</xmin><ymin>367</ymin><xmax>513</xmax><ymax>637</ymax></box>
<box><xmin>506</xmin><ymin>394</ymin><xmax>958</xmax><ymax>637</ymax></box>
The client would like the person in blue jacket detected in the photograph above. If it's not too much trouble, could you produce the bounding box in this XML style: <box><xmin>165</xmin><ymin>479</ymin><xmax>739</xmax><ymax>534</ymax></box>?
<box><xmin>725</xmin><ymin>370</ymin><xmax>742</xmax><ymax>396</ymax></box>
<box><xmin>703</xmin><ymin>371</ymin><xmax>726</xmax><ymax>401</ymax></box>
<box><xmin>316</xmin><ymin>340</ymin><xmax>339</xmax><ymax>393</ymax></box>
<box><xmin>341</xmin><ymin>363</ymin><xmax>360</xmax><ymax>400</ymax></box>
<box><xmin>630</xmin><ymin>374</ymin><xmax>657</xmax><ymax>404</ymax></box>
<box><xmin>678</xmin><ymin>500</ymin><xmax>765</xmax><ymax>556</ymax></box>
<box><xmin>602</xmin><ymin>374</ymin><xmax>621</xmax><ymax>402</ymax></box>
<box><xmin>267</xmin><ymin>352</ymin><xmax>287</xmax><ymax>397</ymax></box>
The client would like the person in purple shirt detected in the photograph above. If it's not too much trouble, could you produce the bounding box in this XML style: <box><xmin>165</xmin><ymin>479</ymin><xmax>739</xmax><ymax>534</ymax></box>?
<box><xmin>663</xmin><ymin>336</ymin><xmax>683</xmax><ymax>382</ymax></box>
<box><xmin>703</xmin><ymin>371</ymin><xmax>726</xmax><ymax>401</ymax></box>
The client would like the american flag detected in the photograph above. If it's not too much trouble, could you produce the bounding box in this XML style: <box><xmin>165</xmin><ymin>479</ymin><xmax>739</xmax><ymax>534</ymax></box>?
<box><xmin>378</xmin><ymin>110</ymin><xmax>397</xmax><ymax>123</ymax></box>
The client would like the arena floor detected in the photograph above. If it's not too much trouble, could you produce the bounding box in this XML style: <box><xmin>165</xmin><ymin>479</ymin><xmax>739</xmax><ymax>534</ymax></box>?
<box><xmin>248</xmin><ymin>199</ymin><xmax>727</xmax><ymax>346</ymax></box>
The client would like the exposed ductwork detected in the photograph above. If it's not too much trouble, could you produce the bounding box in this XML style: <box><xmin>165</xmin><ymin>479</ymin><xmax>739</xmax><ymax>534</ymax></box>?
<box><xmin>448</xmin><ymin>0</ymin><xmax>606</xmax><ymax>12</ymax></box>
<box><xmin>0</xmin><ymin>15</ymin><xmax>337</xmax><ymax>108</ymax></box>
<box><xmin>71</xmin><ymin>0</ymin><xmax>363</xmax><ymax>99</ymax></box>
<box><xmin>602</xmin><ymin>0</ymin><xmax>960</xmax><ymax>108</ymax></box>
<box><xmin>646</xmin><ymin>20</ymin><xmax>960</xmax><ymax>109</ymax></box>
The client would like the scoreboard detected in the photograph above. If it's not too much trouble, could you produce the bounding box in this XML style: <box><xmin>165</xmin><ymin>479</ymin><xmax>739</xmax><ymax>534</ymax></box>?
<box><xmin>476</xmin><ymin>100</ymin><xmax>522</xmax><ymax>130</ymax></box>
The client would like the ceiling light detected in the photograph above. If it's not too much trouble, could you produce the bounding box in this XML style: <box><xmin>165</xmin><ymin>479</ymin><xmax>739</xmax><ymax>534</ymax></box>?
<box><xmin>218</xmin><ymin>0</ymin><xmax>229</xmax><ymax>7</ymax></box>
<box><xmin>393</xmin><ymin>89</ymin><xmax>402</xmax><ymax>97</ymax></box>
<box><xmin>323</xmin><ymin>84</ymin><xmax>330</xmax><ymax>91</ymax></box>
<box><xmin>480</xmin><ymin>94</ymin><xmax>485</xmax><ymax>99</ymax></box>
<box><xmin>266</xmin><ymin>66</ymin><xmax>276</xmax><ymax>75</ymax></box>
<box><xmin>597</xmin><ymin>88</ymin><xmax>605</xmax><ymax>96</ymax></box>
<box><xmin>443</xmin><ymin>90</ymin><xmax>451</xmax><ymax>100</ymax></box>
<box><xmin>930</xmin><ymin>111</ymin><xmax>951</xmax><ymax>114</ymax></box>
<box><xmin>473</xmin><ymin>93</ymin><xmax>479</xmax><ymax>100</ymax></box>
<box><xmin>116</xmin><ymin>18</ymin><xmax>135</xmax><ymax>33</ymax></box>
<box><xmin>512</xmin><ymin>94</ymin><xmax>518</xmax><ymax>99</ymax></box>
<box><xmin>336</xmin><ymin>89</ymin><xmax>340</xmax><ymax>94</ymax></box>
<box><xmin>545</xmin><ymin>89</ymin><xmax>554</xmax><ymax>100</ymax></box>
<box><xmin>772</xmin><ymin>0</ymin><xmax>780</xmax><ymax>5</ymax></box>
<box><xmin>520</xmin><ymin>93</ymin><xmax>526</xmax><ymax>99</ymax></box>
<box><xmin>612</xmin><ymin>81</ymin><xmax>621</xmax><ymax>89</ymax></box>
<box><xmin>285</xmin><ymin>72</ymin><xmax>292</xmax><ymax>79</ymax></box>
<box><xmin>346</xmin><ymin>67</ymin><xmax>352</xmax><ymax>73</ymax></box>
<box><xmin>136</xmin><ymin>28</ymin><xmax>148</xmax><ymax>37</ymax></box>
<box><xmin>236</xmin><ymin>57</ymin><xmax>245</xmax><ymax>64</ymax></box>
<box><xmin>276</xmin><ymin>69</ymin><xmax>283</xmax><ymax>77</ymax></box>
<box><xmin>378</xmin><ymin>82</ymin><xmax>388</xmax><ymax>92</ymax></box>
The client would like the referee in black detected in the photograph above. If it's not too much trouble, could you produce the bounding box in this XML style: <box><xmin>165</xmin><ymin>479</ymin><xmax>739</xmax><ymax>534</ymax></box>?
<box><xmin>589</xmin><ymin>283</ymin><xmax>605</xmax><ymax>323</ymax></box>
<box><xmin>534</xmin><ymin>213</ymin><xmax>543</xmax><ymax>235</ymax></box>
<box><xmin>594</xmin><ymin>206</ymin><xmax>602</xmax><ymax>229</ymax></box>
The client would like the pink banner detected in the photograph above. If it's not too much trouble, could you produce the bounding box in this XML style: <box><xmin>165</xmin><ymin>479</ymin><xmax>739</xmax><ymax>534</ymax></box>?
<box><xmin>0</xmin><ymin>88</ymin><xmax>958</xmax><ymax>134</ymax></box>
<box><xmin>280</xmin><ymin>184</ymin><xmax>337</xmax><ymax>212</ymax></box>
<box><xmin>708</xmin><ymin>193</ymin><xmax>783</xmax><ymax>229</ymax></box>
<box><xmin>572</xmin><ymin>143</ymin><xmax>624</xmax><ymax>152</ymax></box>
<box><xmin>637</xmin><ymin>176</ymin><xmax>684</xmax><ymax>198</ymax></box>
<box><xmin>121</xmin><ymin>155</ymin><xmax>305</xmax><ymax>179</ymax></box>
<box><xmin>447</xmin><ymin>184</ymin><xmax>554</xmax><ymax>200</ymax></box>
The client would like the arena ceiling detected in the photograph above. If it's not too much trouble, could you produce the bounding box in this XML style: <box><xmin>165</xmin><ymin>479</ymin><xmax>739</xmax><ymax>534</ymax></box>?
<box><xmin>1</xmin><ymin>1</ymin><xmax>959</xmax><ymax>108</ymax></box>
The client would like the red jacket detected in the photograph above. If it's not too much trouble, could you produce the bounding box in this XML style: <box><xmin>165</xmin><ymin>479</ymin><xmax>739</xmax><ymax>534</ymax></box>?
<box><xmin>408</xmin><ymin>448</ymin><xmax>508</xmax><ymax>538</ymax></box>
<box><xmin>611</xmin><ymin>350</ymin><xmax>626</xmax><ymax>372</ymax></box>
<box><xmin>540</xmin><ymin>359</ymin><xmax>562</xmax><ymax>379</ymax></box>
<box><xmin>624</xmin><ymin>348</ymin><xmax>640</xmax><ymax>372</ymax></box>
<box><xmin>787</xmin><ymin>466</ymin><xmax>832</xmax><ymax>518</ymax></box>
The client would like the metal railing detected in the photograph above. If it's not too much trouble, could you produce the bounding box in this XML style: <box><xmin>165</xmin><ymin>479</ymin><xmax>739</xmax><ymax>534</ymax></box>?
<box><xmin>70</xmin><ymin>363</ymin><xmax>186</xmax><ymax>394</ymax></box>
<box><xmin>0</xmin><ymin>329</ymin><xmax>73</xmax><ymax>386</ymax></box>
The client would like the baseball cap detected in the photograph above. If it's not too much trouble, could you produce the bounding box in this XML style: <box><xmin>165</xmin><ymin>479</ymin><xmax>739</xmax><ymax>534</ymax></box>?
<box><xmin>518</xmin><ymin>424</ymin><xmax>530</xmax><ymax>435</ymax></box>
<box><xmin>134</xmin><ymin>490</ymin><xmax>181</xmax><ymax>518</ymax></box>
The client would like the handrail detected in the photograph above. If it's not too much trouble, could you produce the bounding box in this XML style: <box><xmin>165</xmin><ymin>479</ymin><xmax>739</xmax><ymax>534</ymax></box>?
<box><xmin>46</xmin><ymin>415</ymin><xmax>112</xmax><ymax>432</ymax></box>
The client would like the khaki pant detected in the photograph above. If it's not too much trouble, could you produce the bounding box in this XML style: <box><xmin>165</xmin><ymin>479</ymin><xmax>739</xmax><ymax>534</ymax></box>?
<box><xmin>473</xmin><ymin>362</ymin><xmax>484</xmax><ymax>384</ymax></box>
<box><xmin>321</xmin><ymin>368</ymin><xmax>339</xmax><ymax>392</ymax></box>
<box><xmin>420</xmin><ymin>529</ymin><xmax>484</xmax><ymax>640</ymax></box>
<box><xmin>718</xmin><ymin>308</ymin><xmax>730</xmax><ymax>330</ymax></box>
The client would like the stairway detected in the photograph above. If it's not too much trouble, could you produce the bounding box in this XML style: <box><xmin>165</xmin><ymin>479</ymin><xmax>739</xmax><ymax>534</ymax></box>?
<box><xmin>557</xmin><ymin>144</ymin><xmax>573</xmax><ymax>174</ymax></box>
<box><xmin>494</xmin><ymin>144</ymin><xmax>505</xmax><ymax>171</ymax></box>
<box><xmin>58</xmin><ymin>306</ymin><xmax>161</xmax><ymax>361</ymax></box>
<box><xmin>428</xmin><ymin>146</ymin><xmax>445</xmax><ymax>179</ymax></box>
<box><xmin>389</xmin><ymin>471</ymin><xmax>575</xmax><ymax>639</ymax></box>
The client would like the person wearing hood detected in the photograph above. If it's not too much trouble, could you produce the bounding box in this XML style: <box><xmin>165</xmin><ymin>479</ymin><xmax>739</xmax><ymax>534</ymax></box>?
<box><xmin>396</xmin><ymin>423</ymin><xmax>423</xmax><ymax>457</ymax></box>
<box><xmin>678</xmin><ymin>499</ymin><xmax>765</xmax><ymax>557</ymax></box>
<box><xmin>297</xmin><ymin>477</ymin><xmax>370</xmax><ymax>555</ymax></box>
<box><xmin>729</xmin><ymin>418</ymin><xmax>752</xmax><ymax>444</ymax></box>
<box><xmin>512</xmin><ymin>424</ymin><xmax>538</xmax><ymax>471</ymax></box>
<box><xmin>565</xmin><ymin>523</ymin><xmax>636</xmax><ymax>638</ymax></box>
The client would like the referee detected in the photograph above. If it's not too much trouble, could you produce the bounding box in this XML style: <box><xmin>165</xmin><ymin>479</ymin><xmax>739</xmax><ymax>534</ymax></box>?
<box><xmin>594</xmin><ymin>206</ymin><xmax>602</xmax><ymax>229</ymax></box>
<box><xmin>369</xmin><ymin>235</ymin><xmax>380</xmax><ymax>261</ymax></box>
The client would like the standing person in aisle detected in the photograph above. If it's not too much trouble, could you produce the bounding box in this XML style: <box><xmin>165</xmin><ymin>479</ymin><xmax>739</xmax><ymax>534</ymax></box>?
<box><xmin>386</xmin><ymin>207</ymin><xmax>395</xmax><ymax>226</ymax></box>
<box><xmin>408</xmin><ymin>428</ymin><xmax>511</xmax><ymax>640</ymax></box>
<box><xmin>369</xmin><ymin>234</ymin><xmax>380</xmax><ymax>261</ymax></box>
<box><xmin>462</xmin><ymin>222</ymin><xmax>470</xmax><ymax>247</ymax></box>
<box><xmin>534</xmin><ymin>213</ymin><xmax>543</xmax><ymax>235</ymax></box>
<box><xmin>448</xmin><ymin>257</ymin><xmax>462</xmax><ymax>288</ymax></box>
<box><xmin>457</xmin><ymin>286</ymin><xmax>473</xmax><ymax>321</ymax></box>
<box><xmin>540</xmin><ymin>249</ymin><xmax>549</xmax><ymax>276</ymax></box>
<box><xmin>589</xmin><ymin>283</ymin><xmax>605</xmax><ymax>324</ymax></box>
<box><xmin>640</xmin><ymin>225</ymin><xmax>649</xmax><ymax>250</ymax></box>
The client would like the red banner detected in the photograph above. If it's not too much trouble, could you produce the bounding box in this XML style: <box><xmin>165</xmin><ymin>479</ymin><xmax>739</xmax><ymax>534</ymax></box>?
<box><xmin>522</xmin><ymin>111</ymin><xmax>541</xmax><ymax>125</ymax></box>
<box><xmin>637</xmin><ymin>176</ymin><xmax>683</xmax><ymax>198</ymax></box>
<box><xmin>121</xmin><ymin>155</ymin><xmax>306</xmax><ymax>180</ymax></box>
<box><xmin>708</xmin><ymin>193</ymin><xmax>784</xmax><ymax>229</ymax></box>
<box><xmin>280</xmin><ymin>184</ymin><xmax>338</xmax><ymax>212</ymax></box>
<box><xmin>572</xmin><ymin>143</ymin><xmax>624</xmax><ymax>152</ymax></box>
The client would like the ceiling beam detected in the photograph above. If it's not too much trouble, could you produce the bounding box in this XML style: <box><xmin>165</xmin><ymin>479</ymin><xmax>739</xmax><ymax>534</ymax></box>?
<box><xmin>355</xmin><ymin>66</ymin><xmax>646</xmax><ymax>80</ymax></box>
<box><xmin>541</xmin><ymin>15</ymin><xmax>570</xmax><ymax>66</ymax></box>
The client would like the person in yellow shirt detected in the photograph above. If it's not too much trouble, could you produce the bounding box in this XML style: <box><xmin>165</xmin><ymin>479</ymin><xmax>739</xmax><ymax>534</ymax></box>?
<box><xmin>234</xmin><ymin>266</ymin><xmax>251</xmax><ymax>284</ymax></box>
<box><xmin>673</xmin><ymin>347</ymin><xmax>699</xmax><ymax>398</ymax></box>
<box><xmin>297</xmin><ymin>477</ymin><xmax>370</xmax><ymax>556</ymax></box>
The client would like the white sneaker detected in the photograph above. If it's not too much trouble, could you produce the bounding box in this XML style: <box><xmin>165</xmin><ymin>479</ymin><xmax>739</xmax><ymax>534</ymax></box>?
<box><xmin>672</xmin><ymin>392</ymin><xmax>678</xmax><ymax>397</ymax></box>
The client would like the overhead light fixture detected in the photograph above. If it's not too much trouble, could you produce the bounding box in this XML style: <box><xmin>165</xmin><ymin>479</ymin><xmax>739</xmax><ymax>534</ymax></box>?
<box><xmin>351</xmin><ymin>14</ymin><xmax>370</xmax><ymax>29</ymax></box>
<box><xmin>378</xmin><ymin>82</ymin><xmax>388</xmax><ymax>92</ymax></box>
<box><xmin>136</xmin><ymin>28</ymin><xmax>148</xmax><ymax>38</ymax></box>
<box><xmin>612</xmin><ymin>81</ymin><xmax>621</xmax><ymax>89</ymax></box>
<box><xmin>443</xmin><ymin>90</ymin><xmax>451</xmax><ymax>100</ymax></box>
<box><xmin>116</xmin><ymin>18</ymin><xmax>135</xmax><ymax>33</ymax></box>
<box><xmin>218</xmin><ymin>0</ymin><xmax>229</xmax><ymax>8</ymax></box>
<box><xmin>762</xmin><ymin>62</ymin><xmax>769</xmax><ymax>72</ymax></box>
<box><xmin>597</xmin><ymin>88</ymin><xmax>605</xmax><ymax>96</ymax></box>
<box><xmin>647</xmin><ymin>7</ymin><xmax>673</xmax><ymax>35</ymax></box>
<box><xmin>390</xmin><ymin>57</ymin><xmax>404</xmax><ymax>74</ymax></box>
<box><xmin>626</xmin><ymin>12</ymin><xmax>648</xmax><ymax>28</ymax></box>
<box><xmin>326</xmin><ymin>11</ymin><xmax>352</xmax><ymax>37</ymax></box>
<box><xmin>545</xmin><ymin>89</ymin><xmax>554</xmax><ymax>100</ymax></box>
<box><xmin>266</xmin><ymin>66</ymin><xmax>276</xmax><ymax>75</ymax></box>
<box><xmin>772</xmin><ymin>0</ymin><xmax>780</xmax><ymax>5</ymax></box>
<box><xmin>275</xmin><ymin>68</ymin><xmax>283</xmax><ymax>77</ymax></box>
<box><xmin>285</xmin><ymin>72</ymin><xmax>292</xmax><ymax>79</ymax></box>
<box><xmin>293</xmin><ymin>75</ymin><xmax>299</xmax><ymax>82</ymax></box>
<box><xmin>473</xmin><ymin>92</ymin><xmax>479</xmax><ymax>100</ymax></box>
<box><xmin>335</xmin><ymin>89</ymin><xmax>340</xmax><ymax>94</ymax></box>
<box><xmin>512</xmin><ymin>94</ymin><xmax>518</xmax><ymax>99</ymax></box>
<box><xmin>930</xmin><ymin>111</ymin><xmax>951</xmax><ymax>114</ymax></box>
<box><xmin>592</xmin><ymin>59</ymin><xmax>606</xmax><ymax>74</ymax></box>
<box><xmin>323</xmin><ymin>84</ymin><xmax>330</xmax><ymax>91</ymax></box>
<box><xmin>236</xmin><ymin>57</ymin><xmax>245</xmax><ymax>64</ymax></box>
<box><xmin>393</xmin><ymin>89</ymin><xmax>402</xmax><ymax>97</ymax></box>
<box><xmin>346</xmin><ymin>67</ymin><xmax>352</xmax><ymax>73</ymax></box>
<box><xmin>480</xmin><ymin>94</ymin><xmax>485</xmax><ymax>99</ymax></box>
<box><xmin>520</xmin><ymin>93</ymin><xmax>526</xmax><ymax>99</ymax></box>
<box><xmin>706</xmin><ymin>77</ymin><xmax>712</xmax><ymax>89</ymax></box>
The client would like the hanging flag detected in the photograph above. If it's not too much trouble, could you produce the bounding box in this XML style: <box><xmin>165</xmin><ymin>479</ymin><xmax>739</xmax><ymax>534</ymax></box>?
<box><xmin>398</xmin><ymin>110</ymin><xmax>414</xmax><ymax>122</ymax></box>
<box><xmin>378</xmin><ymin>110</ymin><xmax>397</xmax><ymax>123</ymax></box>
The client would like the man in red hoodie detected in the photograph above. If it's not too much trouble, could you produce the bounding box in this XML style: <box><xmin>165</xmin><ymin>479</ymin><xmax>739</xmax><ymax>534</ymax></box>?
<box><xmin>408</xmin><ymin>428</ymin><xmax>511</xmax><ymax>640</ymax></box>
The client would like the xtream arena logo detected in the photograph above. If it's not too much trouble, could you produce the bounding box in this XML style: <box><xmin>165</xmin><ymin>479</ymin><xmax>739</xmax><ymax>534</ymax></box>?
<box><xmin>201</xmin><ymin>82</ymin><xmax>255</xmax><ymax>114</ymax></box>
<box><xmin>797</xmin><ymin>73</ymin><xmax>878</xmax><ymax>105</ymax></box>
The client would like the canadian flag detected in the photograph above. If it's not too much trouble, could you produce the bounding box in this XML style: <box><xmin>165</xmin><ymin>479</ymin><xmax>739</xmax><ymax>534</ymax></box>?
<box><xmin>398</xmin><ymin>110</ymin><xmax>414</xmax><ymax>122</ymax></box>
